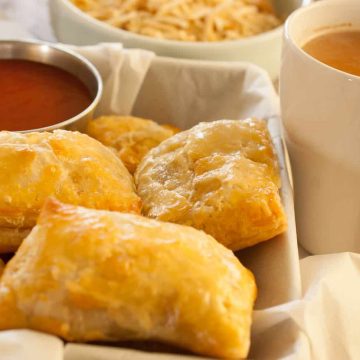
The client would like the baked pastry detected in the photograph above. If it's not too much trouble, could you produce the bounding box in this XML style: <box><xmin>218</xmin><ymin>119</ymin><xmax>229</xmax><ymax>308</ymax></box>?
<box><xmin>0</xmin><ymin>130</ymin><xmax>141</xmax><ymax>253</ymax></box>
<box><xmin>86</xmin><ymin>115</ymin><xmax>178</xmax><ymax>174</ymax></box>
<box><xmin>135</xmin><ymin>119</ymin><xmax>287</xmax><ymax>251</ymax></box>
<box><xmin>0</xmin><ymin>198</ymin><xmax>256</xmax><ymax>359</ymax></box>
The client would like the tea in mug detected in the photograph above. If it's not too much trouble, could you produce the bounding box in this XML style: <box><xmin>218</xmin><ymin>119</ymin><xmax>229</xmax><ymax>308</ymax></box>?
<box><xmin>302</xmin><ymin>30</ymin><xmax>360</xmax><ymax>76</ymax></box>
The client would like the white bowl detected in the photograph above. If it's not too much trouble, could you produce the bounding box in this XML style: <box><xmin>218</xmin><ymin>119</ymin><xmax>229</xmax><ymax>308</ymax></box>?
<box><xmin>50</xmin><ymin>0</ymin><xmax>310</xmax><ymax>79</ymax></box>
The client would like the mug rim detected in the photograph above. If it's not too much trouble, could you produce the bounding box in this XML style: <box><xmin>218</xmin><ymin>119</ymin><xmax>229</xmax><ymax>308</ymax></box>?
<box><xmin>284</xmin><ymin>0</ymin><xmax>360</xmax><ymax>81</ymax></box>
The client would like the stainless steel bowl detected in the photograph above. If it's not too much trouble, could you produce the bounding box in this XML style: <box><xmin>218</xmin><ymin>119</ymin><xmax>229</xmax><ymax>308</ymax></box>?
<box><xmin>0</xmin><ymin>39</ymin><xmax>103</xmax><ymax>132</ymax></box>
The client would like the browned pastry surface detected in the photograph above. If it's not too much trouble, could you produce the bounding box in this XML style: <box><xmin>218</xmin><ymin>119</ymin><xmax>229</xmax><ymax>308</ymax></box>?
<box><xmin>0</xmin><ymin>198</ymin><xmax>256</xmax><ymax>359</ymax></box>
<box><xmin>0</xmin><ymin>258</ymin><xmax>4</xmax><ymax>278</ymax></box>
<box><xmin>0</xmin><ymin>130</ymin><xmax>141</xmax><ymax>252</ymax></box>
<box><xmin>135</xmin><ymin>118</ymin><xmax>287</xmax><ymax>251</ymax></box>
<box><xmin>86</xmin><ymin>115</ymin><xmax>178</xmax><ymax>174</ymax></box>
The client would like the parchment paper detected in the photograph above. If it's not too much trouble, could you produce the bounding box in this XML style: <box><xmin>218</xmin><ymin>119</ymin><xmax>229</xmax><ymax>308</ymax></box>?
<box><xmin>0</xmin><ymin>27</ymin><xmax>358</xmax><ymax>360</ymax></box>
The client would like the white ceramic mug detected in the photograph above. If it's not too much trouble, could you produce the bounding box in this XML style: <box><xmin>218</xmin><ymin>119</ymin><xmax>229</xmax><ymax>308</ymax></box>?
<box><xmin>280</xmin><ymin>0</ymin><xmax>360</xmax><ymax>254</ymax></box>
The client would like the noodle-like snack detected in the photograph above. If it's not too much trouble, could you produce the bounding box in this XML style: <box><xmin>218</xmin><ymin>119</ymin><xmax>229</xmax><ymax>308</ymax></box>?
<box><xmin>71</xmin><ymin>0</ymin><xmax>281</xmax><ymax>42</ymax></box>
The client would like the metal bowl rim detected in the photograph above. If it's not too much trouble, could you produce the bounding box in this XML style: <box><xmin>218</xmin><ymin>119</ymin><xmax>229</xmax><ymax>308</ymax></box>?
<box><xmin>0</xmin><ymin>39</ymin><xmax>103</xmax><ymax>133</ymax></box>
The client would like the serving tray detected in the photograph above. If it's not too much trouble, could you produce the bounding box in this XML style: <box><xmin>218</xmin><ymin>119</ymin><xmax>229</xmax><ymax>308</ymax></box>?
<box><xmin>0</xmin><ymin>40</ymin><xmax>301</xmax><ymax>359</ymax></box>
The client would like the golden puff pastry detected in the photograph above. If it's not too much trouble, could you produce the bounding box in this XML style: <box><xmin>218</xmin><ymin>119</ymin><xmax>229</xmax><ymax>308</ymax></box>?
<box><xmin>86</xmin><ymin>115</ymin><xmax>178</xmax><ymax>174</ymax></box>
<box><xmin>135</xmin><ymin>119</ymin><xmax>287</xmax><ymax>251</ymax></box>
<box><xmin>0</xmin><ymin>130</ymin><xmax>141</xmax><ymax>253</ymax></box>
<box><xmin>0</xmin><ymin>198</ymin><xmax>256</xmax><ymax>359</ymax></box>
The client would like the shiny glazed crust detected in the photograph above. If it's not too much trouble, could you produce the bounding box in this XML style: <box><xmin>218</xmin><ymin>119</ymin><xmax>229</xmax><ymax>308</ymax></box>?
<box><xmin>135</xmin><ymin>119</ymin><xmax>287</xmax><ymax>251</ymax></box>
<box><xmin>0</xmin><ymin>130</ymin><xmax>141</xmax><ymax>252</ymax></box>
<box><xmin>0</xmin><ymin>199</ymin><xmax>256</xmax><ymax>359</ymax></box>
<box><xmin>86</xmin><ymin>116</ymin><xmax>178</xmax><ymax>174</ymax></box>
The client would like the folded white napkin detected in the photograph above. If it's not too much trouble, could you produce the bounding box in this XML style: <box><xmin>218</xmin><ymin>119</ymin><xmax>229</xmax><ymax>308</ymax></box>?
<box><xmin>0</xmin><ymin>330</ymin><xmax>63</xmax><ymax>360</ymax></box>
<box><xmin>251</xmin><ymin>253</ymin><xmax>360</xmax><ymax>359</ymax></box>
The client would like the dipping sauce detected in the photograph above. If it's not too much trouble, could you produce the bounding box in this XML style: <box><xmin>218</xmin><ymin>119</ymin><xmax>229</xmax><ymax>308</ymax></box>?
<box><xmin>0</xmin><ymin>59</ymin><xmax>92</xmax><ymax>131</ymax></box>
<box><xmin>303</xmin><ymin>30</ymin><xmax>360</xmax><ymax>77</ymax></box>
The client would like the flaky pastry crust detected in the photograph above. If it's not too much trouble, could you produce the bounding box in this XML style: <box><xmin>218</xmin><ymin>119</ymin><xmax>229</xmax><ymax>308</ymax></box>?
<box><xmin>0</xmin><ymin>130</ymin><xmax>141</xmax><ymax>252</ymax></box>
<box><xmin>0</xmin><ymin>198</ymin><xmax>256</xmax><ymax>359</ymax></box>
<box><xmin>86</xmin><ymin>115</ymin><xmax>178</xmax><ymax>174</ymax></box>
<box><xmin>135</xmin><ymin>119</ymin><xmax>287</xmax><ymax>251</ymax></box>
